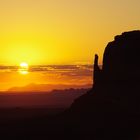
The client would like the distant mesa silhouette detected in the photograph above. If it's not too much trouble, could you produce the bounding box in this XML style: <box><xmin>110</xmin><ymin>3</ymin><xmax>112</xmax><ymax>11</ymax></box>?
<box><xmin>8</xmin><ymin>83</ymin><xmax>91</xmax><ymax>92</ymax></box>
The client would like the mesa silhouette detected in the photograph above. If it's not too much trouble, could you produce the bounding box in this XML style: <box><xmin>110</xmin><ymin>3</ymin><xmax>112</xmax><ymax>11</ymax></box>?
<box><xmin>64</xmin><ymin>30</ymin><xmax>140</xmax><ymax>140</ymax></box>
<box><xmin>8</xmin><ymin>83</ymin><xmax>91</xmax><ymax>92</ymax></box>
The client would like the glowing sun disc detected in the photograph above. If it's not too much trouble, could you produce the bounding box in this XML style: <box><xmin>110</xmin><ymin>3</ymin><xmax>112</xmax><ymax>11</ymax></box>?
<box><xmin>19</xmin><ymin>62</ymin><xmax>29</xmax><ymax>75</ymax></box>
<box><xmin>20</xmin><ymin>62</ymin><xmax>28</xmax><ymax>68</ymax></box>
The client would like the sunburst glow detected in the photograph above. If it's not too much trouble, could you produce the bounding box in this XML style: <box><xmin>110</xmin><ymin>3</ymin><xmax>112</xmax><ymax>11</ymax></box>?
<box><xmin>19</xmin><ymin>62</ymin><xmax>29</xmax><ymax>75</ymax></box>
<box><xmin>20</xmin><ymin>62</ymin><xmax>28</xmax><ymax>68</ymax></box>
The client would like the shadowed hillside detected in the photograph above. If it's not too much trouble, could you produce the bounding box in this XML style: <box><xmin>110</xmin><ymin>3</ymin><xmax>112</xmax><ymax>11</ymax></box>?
<box><xmin>0</xmin><ymin>88</ymin><xmax>88</xmax><ymax>108</ymax></box>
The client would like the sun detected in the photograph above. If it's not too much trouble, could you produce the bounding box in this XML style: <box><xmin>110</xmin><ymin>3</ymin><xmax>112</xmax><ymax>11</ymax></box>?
<box><xmin>19</xmin><ymin>62</ymin><xmax>29</xmax><ymax>75</ymax></box>
<box><xmin>20</xmin><ymin>62</ymin><xmax>28</xmax><ymax>68</ymax></box>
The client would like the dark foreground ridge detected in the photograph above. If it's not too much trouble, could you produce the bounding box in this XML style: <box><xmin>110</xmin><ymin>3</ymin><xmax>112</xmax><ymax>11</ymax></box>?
<box><xmin>1</xmin><ymin>30</ymin><xmax>140</xmax><ymax>140</ymax></box>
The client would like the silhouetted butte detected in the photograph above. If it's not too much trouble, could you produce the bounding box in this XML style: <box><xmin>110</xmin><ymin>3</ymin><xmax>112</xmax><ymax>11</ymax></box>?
<box><xmin>64</xmin><ymin>30</ymin><xmax>140</xmax><ymax>140</ymax></box>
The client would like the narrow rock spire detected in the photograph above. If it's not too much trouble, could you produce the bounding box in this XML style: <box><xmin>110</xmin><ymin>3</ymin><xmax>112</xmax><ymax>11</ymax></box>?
<box><xmin>93</xmin><ymin>54</ymin><xmax>101</xmax><ymax>86</ymax></box>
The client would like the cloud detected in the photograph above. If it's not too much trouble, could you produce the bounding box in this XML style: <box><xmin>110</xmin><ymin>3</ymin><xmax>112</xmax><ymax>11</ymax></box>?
<box><xmin>0</xmin><ymin>65</ymin><xmax>93</xmax><ymax>77</ymax></box>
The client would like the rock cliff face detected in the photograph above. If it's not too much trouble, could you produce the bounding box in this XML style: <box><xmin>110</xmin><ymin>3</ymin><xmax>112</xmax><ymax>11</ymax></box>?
<box><xmin>102</xmin><ymin>30</ymin><xmax>140</xmax><ymax>84</ymax></box>
<box><xmin>65</xmin><ymin>31</ymin><xmax>140</xmax><ymax>140</ymax></box>
<box><xmin>71</xmin><ymin>30</ymin><xmax>140</xmax><ymax>107</ymax></box>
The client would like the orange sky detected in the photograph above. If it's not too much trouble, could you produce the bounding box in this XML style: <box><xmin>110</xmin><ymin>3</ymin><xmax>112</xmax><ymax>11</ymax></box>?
<box><xmin>0</xmin><ymin>0</ymin><xmax>139</xmax><ymax>65</ymax></box>
<box><xmin>0</xmin><ymin>65</ymin><xmax>92</xmax><ymax>91</ymax></box>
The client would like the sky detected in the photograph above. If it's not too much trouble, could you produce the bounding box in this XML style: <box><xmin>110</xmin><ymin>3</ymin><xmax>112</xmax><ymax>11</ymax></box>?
<box><xmin>0</xmin><ymin>0</ymin><xmax>139</xmax><ymax>65</ymax></box>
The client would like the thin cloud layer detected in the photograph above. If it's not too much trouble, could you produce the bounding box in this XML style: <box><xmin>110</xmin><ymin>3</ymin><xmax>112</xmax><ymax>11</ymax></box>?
<box><xmin>0</xmin><ymin>65</ymin><xmax>93</xmax><ymax>77</ymax></box>
<box><xmin>0</xmin><ymin>65</ymin><xmax>94</xmax><ymax>91</ymax></box>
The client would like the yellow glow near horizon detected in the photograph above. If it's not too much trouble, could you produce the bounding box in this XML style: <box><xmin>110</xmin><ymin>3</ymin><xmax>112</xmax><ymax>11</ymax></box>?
<box><xmin>3</xmin><ymin>43</ymin><xmax>44</xmax><ymax>65</ymax></box>
<box><xmin>19</xmin><ymin>62</ymin><xmax>29</xmax><ymax>75</ymax></box>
